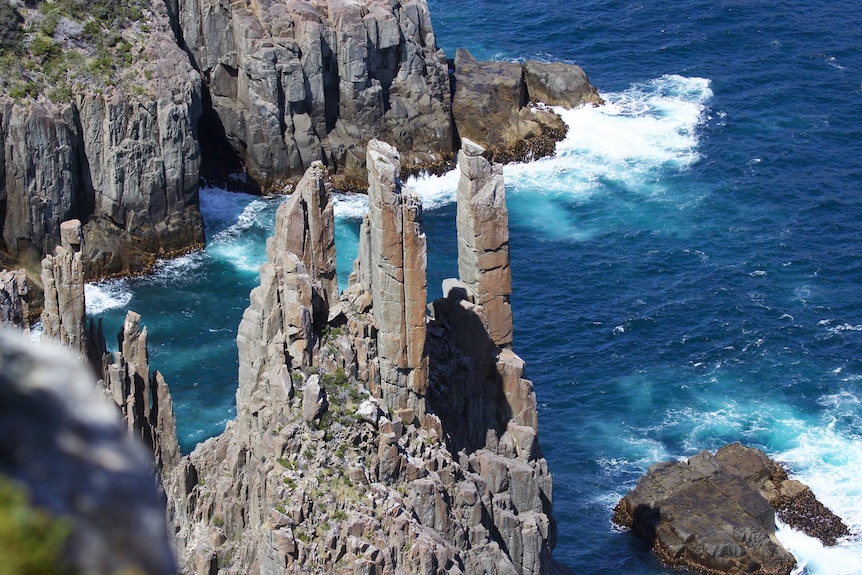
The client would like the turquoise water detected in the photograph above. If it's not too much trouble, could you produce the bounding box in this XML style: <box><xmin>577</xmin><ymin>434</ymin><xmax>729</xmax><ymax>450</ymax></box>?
<box><xmin>88</xmin><ymin>1</ymin><xmax>862</xmax><ymax>573</ymax></box>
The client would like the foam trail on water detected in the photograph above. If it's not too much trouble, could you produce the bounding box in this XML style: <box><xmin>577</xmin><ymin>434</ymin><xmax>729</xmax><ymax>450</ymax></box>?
<box><xmin>202</xmin><ymin>188</ymin><xmax>283</xmax><ymax>274</ymax></box>
<box><xmin>85</xmin><ymin>280</ymin><xmax>133</xmax><ymax>315</ymax></box>
<box><xmin>506</xmin><ymin>74</ymin><xmax>712</xmax><ymax>194</ymax></box>
<box><xmin>772</xmin><ymin>392</ymin><xmax>862</xmax><ymax>575</ymax></box>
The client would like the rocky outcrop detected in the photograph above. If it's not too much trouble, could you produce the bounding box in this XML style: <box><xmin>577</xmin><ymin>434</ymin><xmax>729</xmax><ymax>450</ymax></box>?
<box><xmin>164</xmin><ymin>141</ymin><xmax>557</xmax><ymax>575</ymax></box>
<box><xmin>40</xmin><ymin>219</ymin><xmax>87</xmax><ymax>356</ymax></box>
<box><xmin>40</xmin><ymin>219</ymin><xmax>181</xmax><ymax>474</ymax></box>
<box><xmin>0</xmin><ymin>267</ymin><xmax>29</xmax><ymax>329</ymax></box>
<box><xmin>268</xmin><ymin>160</ymin><xmax>338</xmax><ymax>315</ymax></box>
<box><xmin>0</xmin><ymin>327</ymin><xmax>177</xmax><ymax>575</ymax></box>
<box><xmin>98</xmin><ymin>310</ymin><xmax>183</xmax><ymax>475</ymax></box>
<box><xmin>1</xmin><ymin>1</ymin><xmax>204</xmax><ymax>279</ymax></box>
<box><xmin>613</xmin><ymin>443</ymin><xmax>850</xmax><ymax>575</ymax></box>
<box><xmin>451</xmin><ymin>49</ymin><xmax>603</xmax><ymax>164</ymax></box>
<box><xmin>170</xmin><ymin>0</ymin><xmax>453</xmax><ymax>189</ymax></box>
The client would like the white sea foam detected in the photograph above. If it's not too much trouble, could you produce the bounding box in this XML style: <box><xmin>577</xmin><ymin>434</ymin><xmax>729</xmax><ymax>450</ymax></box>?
<box><xmin>85</xmin><ymin>280</ymin><xmax>133</xmax><ymax>315</ymax></box>
<box><xmin>504</xmin><ymin>74</ymin><xmax>712</xmax><ymax>198</ymax></box>
<box><xmin>774</xmin><ymin>406</ymin><xmax>862</xmax><ymax>575</ymax></box>
<box><xmin>405</xmin><ymin>168</ymin><xmax>460</xmax><ymax>211</ymax></box>
<box><xmin>333</xmin><ymin>193</ymin><xmax>369</xmax><ymax>220</ymax></box>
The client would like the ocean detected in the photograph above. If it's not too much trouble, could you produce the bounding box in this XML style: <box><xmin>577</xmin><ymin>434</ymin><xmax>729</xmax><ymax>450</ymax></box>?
<box><xmin>86</xmin><ymin>1</ymin><xmax>862</xmax><ymax>573</ymax></box>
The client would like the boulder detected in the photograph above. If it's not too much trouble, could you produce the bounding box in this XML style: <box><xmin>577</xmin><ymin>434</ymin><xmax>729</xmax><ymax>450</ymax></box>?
<box><xmin>452</xmin><ymin>49</ymin><xmax>602</xmax><ymax>164</ymax></box>
<box><xmin>613</xmin><ymin>443</ymin><xmax>849</xmax><ymax>575</ymax></box>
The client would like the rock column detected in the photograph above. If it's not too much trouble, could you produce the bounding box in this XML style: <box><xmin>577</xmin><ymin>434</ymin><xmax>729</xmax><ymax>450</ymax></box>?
<box><xmin>365</xmin><ymin>139</ymin><xmax>428</xmax><ymax>418</ymax></box>
<box><xmin>41</xmin><ymin>219</ymin><xmax>86</xmax><ymax>355</ymax></box>
<box><xmin>456</xmin><ymin>138</ymin><xmax>514</xmax><ymax>348</ymax></box>
<box><xmin>101</xmin><ymin>311</ymin><xmax>181</xmax><ymax>475</ymax></box>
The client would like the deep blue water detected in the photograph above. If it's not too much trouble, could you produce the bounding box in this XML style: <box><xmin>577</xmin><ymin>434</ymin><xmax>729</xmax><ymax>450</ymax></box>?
<box><xmin>87</xmin><ymin>1</ymin><xmax>862</xmax><ymax>573</ymax></box>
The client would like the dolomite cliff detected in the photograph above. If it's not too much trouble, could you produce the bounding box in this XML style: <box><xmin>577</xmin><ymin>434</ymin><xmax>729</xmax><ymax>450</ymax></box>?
<box><xmin>166</xmin><ymin>0</ymin><xmax>454</xmax><ymax>188</ymax></box>
<box><xmin>0</xmin><ymin>0</ymin><xmax>204</xmax><ymax>280</ymax></box>
<box><xmin>162</xmin><ymin>139</ymin><xmax>557</xmax><ymax>574</ymax></box>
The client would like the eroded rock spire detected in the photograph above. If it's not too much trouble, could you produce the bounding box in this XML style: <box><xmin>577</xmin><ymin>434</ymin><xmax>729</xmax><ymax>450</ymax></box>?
<box><xmin>359</xmin><ymin>139</ymin><xmax>428</xmax><ymax>419</ymax></box>
<box><xmin>456</xmin><ymin>137</ymin><xmax>514</xmax><ymax>348</ymax></box>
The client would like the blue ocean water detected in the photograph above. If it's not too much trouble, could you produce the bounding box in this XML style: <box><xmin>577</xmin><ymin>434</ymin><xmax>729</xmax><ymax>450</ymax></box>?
<box><xmin>87</xmin><ymin>1</ymin><xmax>862</xmax><ymax>573</ymax></box>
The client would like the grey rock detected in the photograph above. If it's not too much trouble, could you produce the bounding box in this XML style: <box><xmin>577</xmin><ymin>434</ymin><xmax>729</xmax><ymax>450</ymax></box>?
<box><xmin>0</xmin><ymin>3</ymin><xmax>205</xmax><ymax>277</ymax></box>
<box><xmin>0</xmin><ymin>268</ymin><xmax>29</xmax><ymax>329</ymax></box>
<box><xmin>177</xmin><ymin>0</ymin><xmax>453</xmax><ymax>188</ymax></box>
<box><xmin>613</xmin><ymin>444</ymin><xmax>849</xmax><ymax>575</ymax></box>
<box><xmin>0</xmin><ymin>327</ymin><xmax>177</xmax><ymax>575</ymax></box>
<box><xmin>302</xmin><ymin>374</ymin><xmax>327</xmax><ymax>422</ymax></box>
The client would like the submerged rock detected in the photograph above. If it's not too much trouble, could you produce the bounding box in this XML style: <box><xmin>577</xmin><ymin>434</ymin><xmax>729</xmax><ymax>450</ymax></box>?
<box><xmin>613</xmin><ymin>443</ymin><xmax>850</xmax><ymax>575</ymax></box>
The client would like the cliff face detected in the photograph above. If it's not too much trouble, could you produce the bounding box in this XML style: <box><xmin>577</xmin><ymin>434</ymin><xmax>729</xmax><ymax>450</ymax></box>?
<box><xmin>163</xmin><ymin>139</ymin><xmax>556</xmax><ymax>574</ymax></box>
<box><xmin>0</xmin><ymin>1</ymin><xmax>204</xmax><ymax>280</ymax></box>
<box><xmin>168</xmin><ymin>0</ymin><xmax>453</xmax><ymax>188</ymax></box>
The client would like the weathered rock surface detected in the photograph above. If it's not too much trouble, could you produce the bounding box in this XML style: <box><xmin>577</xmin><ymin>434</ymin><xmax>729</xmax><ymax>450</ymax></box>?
<box><xmin>98</xmin><ymin>310</ymin><xmax>183</xmax><ymax>475</ymax></box>
<box><xmin>40</xmin><ymin>219</ymin><xmax>87</xmax><ymax>356</ymax></box>
<box><xmin>455</xmin><ymin>138</ymin><xmax>513</xmax><ymax>348</ymax></box>
<box><xmin>350</xmin><ymin>138</ymin><xmax>428</xmax><ymax>416</ymax></box>
<box><xmin>0</xmin><ymin>267</ymin><xmax>29</xmax><ymax>329</ymax></box>
<box><xmin>164</xmin><ymin>143</ymin><xmax>558</xmax><ymax>574</ymax></box>
<box><xmin>451</xmin><ymin>49</ymin><xmax>603</xmax><ymax>163</ymax></box>
<box><xmin>613</xmin><ymin>443</ymin><xmax>850</xmax><ymax>575</ymax></box>
<box><xmin>0</xmin><ymin>1</ymin><xmax>204</xmax><ymax>279</ymax></box>
<box><xmin>0</xmin><ymin>327</ymin><xmax>177</xmax><ymax>575</ymax></box>
<box><xmin>170</xmin><ymin>0</ymin><xmax>453</xmax><ymax>188</ymax></box>
<box><xmin>39</xmin><ymin>219</ymin><xmax>181</xmax><ymax>474</ymax></box>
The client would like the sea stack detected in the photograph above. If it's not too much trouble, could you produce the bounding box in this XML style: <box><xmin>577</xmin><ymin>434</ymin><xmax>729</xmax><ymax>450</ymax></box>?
<box><xmin>162</xmin><ymin>140</ymin><xmax>558</xmax><ymax>574</ymax></box>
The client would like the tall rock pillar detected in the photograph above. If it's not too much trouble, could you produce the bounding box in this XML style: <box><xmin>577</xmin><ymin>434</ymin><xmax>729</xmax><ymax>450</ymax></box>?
<box><xmin>41</xmin><ymin>219</ymin><xmax>86</xmax><ymax>355</ymax></box>
<box><xmin>456</xmin><ymin>138</ymin><xmax>514</xmax><ymax>348</ymax></box>
<box><xmin>365</xmin><ymin>139</ymin><xmax>428</xmax><ymax>418</ymax></box>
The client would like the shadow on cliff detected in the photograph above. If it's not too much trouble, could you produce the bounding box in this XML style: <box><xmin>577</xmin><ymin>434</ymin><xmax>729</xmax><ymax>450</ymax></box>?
<box><xmin>425</xmin><ymin>286</ymin><xmax>517</xmax><ymax>455</ymax></box>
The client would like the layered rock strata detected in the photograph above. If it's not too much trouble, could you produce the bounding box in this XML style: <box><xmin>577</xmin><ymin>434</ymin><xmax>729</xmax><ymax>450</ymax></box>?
<box><xmin>164</xmin><ymin>141</ymin><xmax>557</xmax><ymax>574</ymax></box>
<box><xmin>451</xmin><ymin>49</ymin><xmax>604</xmax><ymax>163</ymax></box>
<box><xmin>0</xmin><ymin>327</ymin><xmax>177</xmax><ymax>575</ymax></box>
<box><xmin>170</xmin><ymin>0</ymin><xmax>453</xmax><ymax>188</ymax></box>
<box><xmin>455</xmin><ymin>138</ymin><xmax>513</xmax><ymax>348</ymax></box>
<box><xmin>613</xmin><ymin>443</ymin><xmax>850</xmax><ymax>575</ymax></box>
<box><xmin>1</xmin><ymin>1</ymin><xmax>204</xmax><ymax>279</ymax></box>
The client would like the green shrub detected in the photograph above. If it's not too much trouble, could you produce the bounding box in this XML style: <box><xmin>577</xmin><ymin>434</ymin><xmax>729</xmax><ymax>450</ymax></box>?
<box><xmin>0</xmin><ymin>476</ymin><xmax>74</xmax><ymax>575</ymax></box>
<box><xmin>0</xmin><ymin>3</ymin><xmax>24</xmax><ymax>55</ymax></box>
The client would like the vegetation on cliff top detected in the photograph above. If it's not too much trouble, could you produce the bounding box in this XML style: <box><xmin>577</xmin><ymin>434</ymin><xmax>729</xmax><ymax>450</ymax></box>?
<box><xmin>0</xmin><ymin>0</ymin><xmax>153</xmax><ymax>103</ymax></box>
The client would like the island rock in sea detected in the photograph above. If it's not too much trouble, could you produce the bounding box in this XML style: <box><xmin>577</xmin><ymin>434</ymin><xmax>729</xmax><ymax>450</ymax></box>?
<box><xmin>159</xmin><ymin>139</ymin><xmax>558</xmax><ymax>574</ymax></box>
<box><xmin>613</xmin><ymin>443</ymin><xmax>850</xmax><ymax>575</ymax></box>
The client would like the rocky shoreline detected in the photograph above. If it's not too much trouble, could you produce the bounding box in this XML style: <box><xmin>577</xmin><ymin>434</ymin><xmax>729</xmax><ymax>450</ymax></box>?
<box><xmin>1</xmin><ymin>0</ymin><xmax>601</xmax><ymax>289</ymax></box>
